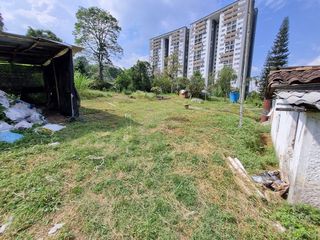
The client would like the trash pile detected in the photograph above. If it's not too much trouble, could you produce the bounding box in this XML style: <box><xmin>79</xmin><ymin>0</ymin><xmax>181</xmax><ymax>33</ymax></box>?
<box><xmin>252</xmin><ymin>170</ymin><xmax>289</xmax><ymax>198</ymax></box>
<box><xmin>0</xmin><ymin>90</ymin><xmax>65</xmax><ymax>143</ymax></box>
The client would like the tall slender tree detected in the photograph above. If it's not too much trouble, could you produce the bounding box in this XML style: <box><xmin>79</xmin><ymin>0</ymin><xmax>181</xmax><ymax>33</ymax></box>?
<box><xmin>259</xmin><ymin>17</ymin><xmax>289</xmax><ymax>98</ymax></box>
<box><xmin>258</xmin><ymin>51</ymin><xmax>272</xmax><ymax>99</ymax></box>
<box><xmin>74</xmin><ymin>7</ymin><xmax>123</xmax><ymax>83</ymax></box>
<box><xmin>0</xmin><ymin>13</ymin><xmax>4</xmax><ymax>32</ymax></box>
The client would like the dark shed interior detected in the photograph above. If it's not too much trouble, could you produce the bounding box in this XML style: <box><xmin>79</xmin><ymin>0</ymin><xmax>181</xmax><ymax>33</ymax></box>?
<box><xmin>0</xmin><ymin>32</ymin><xmax>81</xmax><ymax>117</ymax></box>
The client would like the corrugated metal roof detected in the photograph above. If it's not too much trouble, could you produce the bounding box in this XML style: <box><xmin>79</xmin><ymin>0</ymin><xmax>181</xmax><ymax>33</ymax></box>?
<box><xmin>0</xmin><ymin>32</ymin><xmax>82</xmax><ymax>66</ymax></box>
<box><xmin>276</xmin><ymin>91</ymin><xmax>320</xmax><ymax>110</ymax></box>
<box><xmin>267</xmin><ymin>66</ymin><xmax>320</xmax><ymax>97</ymax></box>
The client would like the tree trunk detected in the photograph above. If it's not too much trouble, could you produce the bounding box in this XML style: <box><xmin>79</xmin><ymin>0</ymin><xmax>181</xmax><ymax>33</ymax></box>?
<box><xmin>98</xmin><ymin>60</ymin><xmax>104</xmax><ymax>83</ymax></box>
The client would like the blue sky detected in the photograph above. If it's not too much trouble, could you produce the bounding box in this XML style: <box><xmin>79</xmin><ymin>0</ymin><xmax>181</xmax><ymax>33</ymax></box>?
<box><xmin>1</xmin><ymin>0</ymin><xmax>320</xmax><ymax>76</ymax></box>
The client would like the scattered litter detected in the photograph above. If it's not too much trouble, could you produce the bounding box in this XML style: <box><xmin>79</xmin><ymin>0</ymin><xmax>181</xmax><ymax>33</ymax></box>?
<box><xmin>0</xmin><ymin>131</ymin><xmax>24</xmax><ymax>143</ymax></box>
<box><xmin>0</xmin><ymin>216</ymin><xmax>13</xmax><ymax>234</ymax></box>
<box><xmin>14</xmin><ymin>120</ymin><xmax>33</xmax><ymax>130</ymax></box>
<box><xmin>26</xmin><ymin>112</ymin><xmax>45</xmax><ymax>125</ymax></box>
<box><xmin>42</xmin><ymin>124</ymin><xmax>66</xmax><ymax>132</ymax></box>
<box><xmin>0</xmin><ymin>90</ymin><xmax>10</xmax><ymax>108</ymax></box>
<box><xmin>252</xmin><ymin>170</ymin><xmax>289</xmax><ymax>198</ymax></box>
<box><xmin>48</xmin><ymin>223</ymin><xmax>64</xmax><ymax>236</ymax></box>
<box><xmin>0</xmin><ymin>121</ymin><xmax>13</xmax><ymax>132</ymax></box>
<box><xmin>227</xmin><ymin>157</ymin><xmax>266</xmax><ymax>200</ymax></box>
<box><xmin>5</xmin><ymin>102</ymin><xmax>35</xmax><ymax>122</ymax></box>
<box><xmin>48</xmin><ymin>142</ymin><xmax>60</xmax><ymax>147</ymax></box>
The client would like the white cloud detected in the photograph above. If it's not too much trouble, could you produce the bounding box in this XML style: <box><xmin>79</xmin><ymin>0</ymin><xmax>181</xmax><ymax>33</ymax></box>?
<box><xmin>258</xmin><ymin>0</ymin><xmax>287</xmax><ymax>11</ymax></box>
<box><xmin>114</xmin><ymin>53</ymin><xmax>149</xmax><ymax>68</ymax></box>
<box><xmin>308</xmin><ymin>56</ymin><xmax>320</xmax><ymax>66</ymax></box>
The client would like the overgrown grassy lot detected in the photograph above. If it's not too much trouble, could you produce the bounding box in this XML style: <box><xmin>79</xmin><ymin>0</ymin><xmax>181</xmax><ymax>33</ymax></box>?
<box><xmin>1</xmin><ymin>92</ymin><xmax>319</xmax><ymax>239</ymax></box>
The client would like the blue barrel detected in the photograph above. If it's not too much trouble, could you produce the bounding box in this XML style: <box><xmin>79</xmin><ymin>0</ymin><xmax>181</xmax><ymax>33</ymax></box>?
<box><xmin>229</xmin><ymin>91</ymin><xmax>240</xmax><ymax>103</ymax></box>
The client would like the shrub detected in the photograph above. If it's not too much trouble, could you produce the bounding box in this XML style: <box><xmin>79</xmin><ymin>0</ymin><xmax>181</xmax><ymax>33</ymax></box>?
<box><xmin>153</xmin><ymin>75</ymin><xmax>172</xmax><ymax>93</ymax></box>
<box><xmin>187</xmin><ymin>71</ymin><xmax>205</xmax><ymax>98</ymax></box>
<box><xmin>246</xmin><ymin>91</ymin><xmax>262</xmax><ymax>107</ymax></box>
<box><xmin>151</xmin><ymin>86</ymin><xmax>162</xmax><ymax>95</ymax></box>
<box><xmin>215</xmin><ymin>66</ymin><xmax>237</xmax><ymax>98</ymax></box>
<box><xmin>74</xmin><ymin>71</ymin><xmax>92</xmax><ymax>92</ymax></box>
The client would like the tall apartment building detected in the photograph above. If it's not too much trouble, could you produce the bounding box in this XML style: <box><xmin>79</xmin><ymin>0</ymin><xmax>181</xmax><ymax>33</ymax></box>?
<box><xmin>150</xmin><ymin>0</ymin><xmax>257</xmax><ymax>87</ymax></box>
<box><xmin>149</xmin><ymin>27</ymin><xmax>189</xmax><ymax>77</ymax></box>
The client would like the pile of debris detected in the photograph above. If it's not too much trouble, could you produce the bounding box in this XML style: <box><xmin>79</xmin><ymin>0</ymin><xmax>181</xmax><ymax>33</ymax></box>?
<box><xmin>0</xmin><ymin>90</ymin><xmax>65</xmax><ymax>143</ymax></box>
<box><xmin>252</xmin><ymin>170</ymin><xmax>289</xmax><ymax>198</ymax></box>
<box><xmin>0</xmin><ymin>90</ymin><xmax>46</xmax><ymax>132</ymax></box>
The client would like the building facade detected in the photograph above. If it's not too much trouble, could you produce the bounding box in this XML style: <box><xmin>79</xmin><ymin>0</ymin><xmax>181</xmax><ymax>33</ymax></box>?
<box><xmin>150</xmin><ymin>0</ymin><xmax>257</xmax><ymax>87</ymax></box>
<box><xmin>150</xmin><ymin>27</ymin><xmax>189</xmax><ymax>78</ymax></box>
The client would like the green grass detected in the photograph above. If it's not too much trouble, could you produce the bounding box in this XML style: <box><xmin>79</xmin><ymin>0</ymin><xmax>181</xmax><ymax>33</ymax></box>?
<box><xmin>0</xmin><ymin>93</ymin><xmax>319</xmax><ymax>239</ymax></box>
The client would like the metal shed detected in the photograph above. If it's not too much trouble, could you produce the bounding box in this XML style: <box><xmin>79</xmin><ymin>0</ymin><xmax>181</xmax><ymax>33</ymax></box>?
<box><xmin>0</xmin><ymin>32</ymin><xmax>82</xmax><ymax>118</ymax></box>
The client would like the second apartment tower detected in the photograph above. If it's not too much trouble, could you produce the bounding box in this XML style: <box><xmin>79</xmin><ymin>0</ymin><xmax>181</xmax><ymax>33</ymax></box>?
<box><xmin>150</xmin><ymin>0</ymin><xmax>257</xmax><ymax>87</ymax></box>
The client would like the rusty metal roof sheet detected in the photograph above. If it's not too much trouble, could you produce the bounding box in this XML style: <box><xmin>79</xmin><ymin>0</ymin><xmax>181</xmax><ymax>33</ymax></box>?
<box><xmin>267</xmin><ymin>66</ymin><xmax>320</xmax><ymax>97</ymax></box>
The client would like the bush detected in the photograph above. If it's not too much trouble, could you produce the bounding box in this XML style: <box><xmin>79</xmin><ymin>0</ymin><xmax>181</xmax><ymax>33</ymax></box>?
<box><xmin>151</xmin><ymin>86</ymin><xmax>162</xmax><ymax>95</ymax></box>
<box><xmin>246</xmin><ymin>91</ymin><xmax>262</xmax><ymax>107</ymax></box>
<box><xmin>74</xmin><ymin>71</ymin><xmax>92</xmax><ymax>92</ymax></box>
<box><xmin>215</xmin><ymin>67</ymin><xmax>237</xmax><ymax>98</ymax></box>
<box><xmin>153</xmin><ymin>75</ymin><xmax>172</xmax><ymax>93</ymax></box>
<box><xmin>187</xmin><ymin>71</ymin><xmax>205</xmax><ymax>98</ymax></box>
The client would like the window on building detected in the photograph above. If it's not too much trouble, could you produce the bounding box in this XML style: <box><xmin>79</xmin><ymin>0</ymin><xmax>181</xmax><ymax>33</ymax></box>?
<box><xmin>225</xmin><ymin>40</ymin><xmax>235</xmax><ymax>52</ymax></box>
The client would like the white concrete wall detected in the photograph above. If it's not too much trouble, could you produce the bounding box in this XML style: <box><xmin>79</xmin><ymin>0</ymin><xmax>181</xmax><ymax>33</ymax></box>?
<box><xmin>289</xmin><ymin>112</ymin><xmax>320</xmax><ymax>208</ymax></box>
<box><xmin>271</xmin><ymin>101</ymin><xmax>299</xmax><ymax>182</ymax></box>
<box><xmin>271</xmin><ymin>99</ymin><xmax>320</xmax><ymax>208</ymax></box>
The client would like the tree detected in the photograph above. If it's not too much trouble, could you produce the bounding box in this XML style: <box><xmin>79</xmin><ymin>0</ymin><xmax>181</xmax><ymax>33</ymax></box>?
<box><xmin>115</xmin><ymin>69</ymin><xmax>132</xmax><ymax>92</ymax></box>
<box><xmin>74</xmin><ymin>7</ymin><xmax>123</xmax><ymax>83</ymax></box>
<box><xmin>74</xmin><ymin>56</ymin><xmax>90</xmax><ymax>76</ymax></box>
<box><xmin>115</xmin><ymin>61</ymin><xmax>152</xmax><ymax>92</ymax></box>
<box><xmin>187</xmin><ymin>71</ymin><xmax>205</xmax><ymax>98</ymax></box>
<box><xmin>26</xmin><ymin>27</ymin><xmax>62</xmax><ymax>42</ymax></box>
<box><xmin>215</xmin><ymin>66</ymin><xmax>237</xmax><ymax>98</ymax></box>
<box><xmin>258</xmin><ymin>51</ymin><xmax>272</xmax><ymax>99</ymax></box>
<box><xmin>153</xmin><ymin>74</ymin><xmax>172</xmax><ymax>93</ymax></box>
<box><xmin>130</xmin><ymin>61</ymin><xmax>152</xmax><ymax>92</ymax></box>
<box><xmin>0</xmin><ymin>13</ymin><xmax>4</xmax><ymax>32</ymax></box>
<box><xmin>270</xmin><ymin>17</ymin><xmax>289</xmax><ymax>67</ymax></box>
<box><xmin>259</xmin><ymin>17</ymin><xmax>289</xmax><ymax>98</ymax></box>
<box><xmin>164</xmin><ymin>52</ymin><xmax>182</xmax><ymax>92</ymax></box>
<box><xmin>104</xmin><ymin>66</ymin><xmax>123</xmax><ymax>81</ymax></box>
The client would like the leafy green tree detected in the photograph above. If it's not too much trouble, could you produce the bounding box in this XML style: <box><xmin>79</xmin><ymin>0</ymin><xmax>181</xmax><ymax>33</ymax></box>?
<box><xmin>26</xmin><ymin>27</ymin><xmax>62</xmax><ymax>42</ymax></box>
<box><xmin>74</xmin><ymin>56</ymin><xmax>90</xmax><ymax>76</ymax></box>
<box><xmin>215</xmin><ymin>66</ymin><xmax>237</xmax><ymax>98</ymax></box>
<box><xmin>105</xmin><ymin>66</ymin><xmax>123</xmax><ymax>81</ymax></box>
<box><xmin>165</xmin><ymin>52</ymin><xmax>182</xmax><ymax>92</ymax></box>
<box><xmin>130</xmin><ymin>61</ymin><xmax>152</xmax><ymax>92</ymax></box>
<box><xmin>175</xmin><ymin>77</ymin><xmax>189</xmax><ymax>92</ymax></box>
<box><xmin>74</xmin><ymin>7</ymin><xmax>123</xmax><ymax>84</ymax></box>
<box><xmin>115</xmin><ymin>69</ymin><xmax>132</xmax><ymax>92</ymax></box>
<box><xmin>0</xmin><ymin>13</ymin><xmax>4</xmax><ymax>32</ymax></box>
<box><xmin>153</xmin><ymin>74</ymin><xmax>172</xmax><ymax>93</ymax></box>
<box><xmin>259</xmin><ymin>17</ymin><xmax>289</xmax><ymax>99</ymax></box>
<box><xmin>187</xmin><ymin>71</ymin><xmax>205</xmax><ymax>98</ymax></box>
